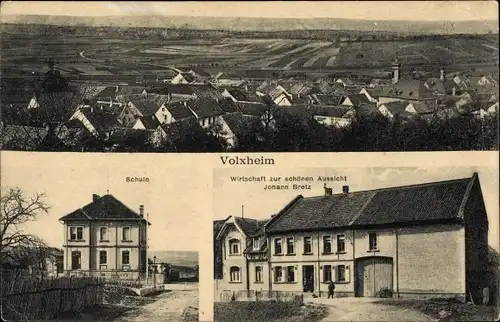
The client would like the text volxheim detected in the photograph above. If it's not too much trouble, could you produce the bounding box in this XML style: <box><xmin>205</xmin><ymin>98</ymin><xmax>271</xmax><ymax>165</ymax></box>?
<box><xmin>220</xmin><ymin>155</ymin><xmax>275</xmax><ymax>165</ymax></box>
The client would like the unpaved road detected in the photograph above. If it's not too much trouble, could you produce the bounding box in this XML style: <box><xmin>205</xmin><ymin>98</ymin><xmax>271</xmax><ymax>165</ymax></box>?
<box><xmin>114</xmin><ymin>288</ymin><xmax>198</xmax><ymax>322</ymax></box>
<box><xmin>308</xmin><ymin>297</ymin><xmax>436</xmax><ymax>322</ymax></box>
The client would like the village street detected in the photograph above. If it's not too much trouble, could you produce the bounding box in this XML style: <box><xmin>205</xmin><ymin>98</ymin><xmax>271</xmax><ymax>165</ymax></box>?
<box><xmin>114</xmin><ymin>285</ymin><xmax>199</xmax><ymax>322</ymax></box>
<box><xmin>310</xmin><ymin>297</ymin><xmax>436</xmax><ymax>322</ymax></box>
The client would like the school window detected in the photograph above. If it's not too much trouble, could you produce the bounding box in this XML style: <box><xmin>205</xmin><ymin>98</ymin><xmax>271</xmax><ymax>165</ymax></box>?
<box><xmin>69</xmin><ymin>227</ymin><xmax>83</xmax><ymax>241</ymax></box>
<box><xmin>99</xmin><ymin>227</ymin><xmax>108</xmax><ymax>241</ymax></box>
<box><xmin>286</xmin><ymin>266</ymin><xmax>295</xmax><ymax>283</ymax></box>
<box><xmin>229</xmin><ymin>239</ymin><xmax>240</xmax><ymax>255</ymax></box>
<box><xmin>274</xmin><ymin>266</ymin><xmax>283</xmax><ymax>283</ymax></box>
<box><xmin>255</xmin><ymin>266</ymin><xmax>262</xmax><ymax>282</ymax></box>
<box><xmin>337</xmin><ymin>265</ymin><xmax>346</xmax><ymax>282</ymax></box>
<box><xmin>122</xmin><ymin>227</ymin><xmax>131</xmax><ymax>241</ymax></box>
<box><xmin>274</xmin><ymin>238</ymin><xmax>282</xmax><ymax>255</ymax></box>
<box><xmin>122</xmin><ymin>250</ymin><xmax>130</xmax><ymax>265</ymax></box>
<box><xmin>71</xmin><ymin>251</ymin><xmax>81</xmax><ymax>270</ymax></box>
<box><xmin>323</xmin><ymin>235</ymin><xmax>332</xmax><ymax>254</ymax></box>
<box><xmin>369</xmin><ymin>233</ymin><xmax>378</xmax><ymax>251</ymax></box>
<box><xmin>303</xmin><ymin>236</ymin><xmax>312</xmax><ymax>254</ymax></box>
<box><xmin>323</xmin><ymin>265</ymin><xmax>332</xmax><ymax>282</ymax></box>
<box><xmin>337</xmin><ymin>235</ymin><xmax>345</xmax><ymax>253</ymax></box>
<box><xmin>230</xmin><ymin>266</ymin><xmax>241</xmax><ymax>282</ymax></box>
<box><xmin>286</xmin><ymin>237</ymin><xmax>295</xmax><ymax>254</ymax></box>
<box><xmin>99</xmin><ymin>250</ymin><xmax>107</xmax><ymax>269</ymax></box>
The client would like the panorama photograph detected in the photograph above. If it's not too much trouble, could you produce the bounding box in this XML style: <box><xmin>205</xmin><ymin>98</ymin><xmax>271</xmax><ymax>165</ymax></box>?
<box><xmin>0</xmin><ymin>1</ymin><xmax>499</xmax><ymax>152</ymax></box>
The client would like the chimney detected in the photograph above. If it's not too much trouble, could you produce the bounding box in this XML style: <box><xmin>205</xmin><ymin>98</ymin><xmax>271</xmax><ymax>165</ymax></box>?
<box><xmin>342</xmin><ymin>185</ymin><xmax>349</xmax><ymax>194</ymax></box>
<box><xmin>115</xmin><ymin>85</ymin><xmax>119</xmax><ymax>93</ymax></box>
<box><xmin>323</xmin><ymin>183</ymin><xmax>333</xmax><ymax>196</ymax></box>
<box><xmin>440</xmin><ymin>67</ymin><xmax>445</xmax><ymax>82</ymax></box>
<box><xmin>452</xmin><ymin>86</ymin><xmax>456</xmax><ymax>97</ymax></box>
<box><xmin>92</xmin><ymin>194</ymin><xmax>100</xmax><ymax>202</ymax></box>
<box><xmin>139</xmin><ymin>205</ymin><xmax>144</xmax><ymax>218</ymax></box>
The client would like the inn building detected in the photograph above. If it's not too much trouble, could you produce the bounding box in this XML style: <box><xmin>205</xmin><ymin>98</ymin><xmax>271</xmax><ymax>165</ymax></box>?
<box><xmin>214</xmin><ymin>173</ymin><xmax>489</xmax><ymax>302</ymax></box>
<box><xmin>59</xmin><ymin>193</ymin><xmax>151</xmax><ymax>279</ymax></box>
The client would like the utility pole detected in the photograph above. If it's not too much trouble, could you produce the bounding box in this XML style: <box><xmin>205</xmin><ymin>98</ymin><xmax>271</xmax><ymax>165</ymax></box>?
<box><xmin>145</xmin><ymin>213</ymin><xmax>149</xmax><ymax>284</ymax></box>
<box><xmin>241</xmin><ymin>205</ymin><xmax>244</xmax><ymax>219</ymax></box>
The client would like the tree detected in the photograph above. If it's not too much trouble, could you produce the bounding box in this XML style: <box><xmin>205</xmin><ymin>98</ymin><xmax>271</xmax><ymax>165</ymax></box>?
<box><xmin>0</xmin><ymin>187</ymin><xmax>50</xmax><ymax>264</ymax></box>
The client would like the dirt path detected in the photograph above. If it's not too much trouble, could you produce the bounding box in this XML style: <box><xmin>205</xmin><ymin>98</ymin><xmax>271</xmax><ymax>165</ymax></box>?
<box><xmin>114</xmin><ymin>289</ymin><xmax>198</xmax><ymax>322</ymax></box>
<box><xmin>309</xmin><ymin>297</ymin><xmax>436</xmax><ymax>322</ymax></box>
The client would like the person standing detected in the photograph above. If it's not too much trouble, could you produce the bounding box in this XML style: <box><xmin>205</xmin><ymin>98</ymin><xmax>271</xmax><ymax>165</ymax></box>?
<box><xmin>328</xmin><ymin>280</ymin><xmax>335</xmax><ymax>298</ymax></box>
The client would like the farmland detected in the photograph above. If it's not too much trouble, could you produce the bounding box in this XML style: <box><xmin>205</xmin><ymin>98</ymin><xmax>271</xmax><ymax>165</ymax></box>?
<box><xmin>1</xmin><ymin>25</ymin><xmax>499</xmax><ymax>83</ymax></box>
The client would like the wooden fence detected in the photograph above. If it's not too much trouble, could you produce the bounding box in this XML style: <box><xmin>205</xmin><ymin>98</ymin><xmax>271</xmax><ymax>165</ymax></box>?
<box><xmin>1</xmin><ymin>269</ymin><xmax>105</xmax><ymax>320</ymax></box>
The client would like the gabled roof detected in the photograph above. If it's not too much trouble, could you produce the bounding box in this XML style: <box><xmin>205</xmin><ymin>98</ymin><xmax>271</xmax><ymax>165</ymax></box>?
<box><xmin>380</xmin><ymin>80</ymin><xmax>436</xmax><ymax>101</ymax></box>
<box><xmin>310</xmin><ymin>94</ymin><xmax>345</xmax><ymax>106</ymax></box>
<box><xmin>345</xmin><ymin>94</ymin><xmax>371</xmax><ymax>106</ymax></box>
<box><xmin>79</xmin><ymin>107</ymin><xmax>122</xmax><ymax>134</ymax></box>
<box><xmin>311</xmin><ymin>105</ymin><xmax>352</xmax><ymax>118</ymax></box>
<box><xmin>166</xmin><ymin>102</ymin><xmax>196</xmax><ymax>121</ymax></box>
<box><xmin>382</xmin><ymin>101</ymin><xmax>411</xmax><ymax>116</ymax></box>
<box><xmin>138</xmin><ymin>115</ymin><xmax>160</xmax><ymax>130</ymax></box>
<box><xmin>129</xmin><ymin>98</ymin><xmax>165</xmax><ymax>116</ymax></box>
<box><xmin>235</xmin><ymin>101</ymin><xmax>266</xmax><ymax>117</ymax></box>
<box><xmin>267</xmin><ymin>174</ymin><xmax>478</xmax><ymax>233</ymax></box>
<box><xmin>186</xmin><ymin>98</ymin><xmax>224</xmax><ymax>118</ymax></box>
<box><xmin>59</xmin><ymin>194</ymin><xmax>149</xmax><ymax>223</ymax></box>
<box><xmin>150</xmin><ymin>84</ymin><xmax>195</xmax><ymax>96</ymax></box>
<box><xmin>218</xmin><ymin>97</ymin><xmax>239</xmax><ymax>113</ymax></box>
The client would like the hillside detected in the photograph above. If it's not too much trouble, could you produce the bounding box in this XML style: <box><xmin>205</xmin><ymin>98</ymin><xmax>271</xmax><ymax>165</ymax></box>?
<box><xmin>148</xmin><ymin>250</ymin><xmax>198</xmax><ymax>267</ymax></box>
<box><xmin>1</xmin><ymin>14</ymin><xmax>498</xmax><ymax>34</ymax></box>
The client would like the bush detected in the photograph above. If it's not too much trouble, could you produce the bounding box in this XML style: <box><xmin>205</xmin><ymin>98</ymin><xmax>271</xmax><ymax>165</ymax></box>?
<box><xmin>376</xmin><ymin>287</ymin><xmax>393</xmax><ymax>298</ymax></box>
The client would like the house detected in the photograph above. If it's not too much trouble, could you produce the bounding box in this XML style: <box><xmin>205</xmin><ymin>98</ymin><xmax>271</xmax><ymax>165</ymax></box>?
<box><xmin>377</xmin><ymin>79</ymin><xmax>437</xmax><ymax>108</ymax></box>
<box><xmin>214</xmin><ymin>173</ymin><xmax>489</xmax><ymax>302</ymax></box>
<box><xmin>468</xmin><ymin>75</ymin><xmax>497</xmax><ymax>87</ymax></box>
<box><xmin>310</xmin><ymin>106</ymin><xmax>355</xmax><ymax>128</ymax></box>
<box><xmin>335</xmin><ymin>77</ymin><xmax>356</xmax><ymax>88</ymax></box>
<box><xmin>221</xmin><ymin>89</ymin><xmax>262</xmax><ymax>103</ymax></box>
<box><xmin>171</xmin><ymin>72</ymin><xmax>197</xmax><ymax>84</ymax></box>
<box><xmin>126</xmin><ymin>96</ymin><xmax>171</xmax><ymax>125</ymax></box>
<box><xmin>268</xmin><ymin>86</ymin><xmax>293</xmax><ymax>106</ymax></box>
<box><xmin>59</xmin><ymin>194</ymin><xmax>150</xmax><ymax>279</ymax></box>
<box><xmin>378</xmin><ymin>101</ymin><xmax>421</xmax><ymax>120</ymax></box>
<box><xmin>214</xmin><ymin>216</ymin><xmax>270</xmax><ymax>298</ymax></box>
<box><xmin>185</xmin><ymin>98</ymin><xmax>224</xmax><ymax>128</ymax></box>
<box><xmin>369</xmin><ymin>78</ymin><xmax>392</xmax><ymax>88</ymax></box>
<box><xmin>0</xmin><ymin>246</ymin><xmax>64</xmax><ymax>277</ymax></box>
<box><xmin>358</xmin><ymin>88</ymin><xmax>379</xmax><ymax>104</ymax></box>
<box><xmin>309</xmin><ymin>94</ymin><xmax>345</xmax><ymax>106</ymax></box>
<box><xmin>341</xmin><ymin>94</ymin><xmax>372</xmax><ymax>107</ymax></box>
<box><xmin>132</xmin><ymin>115</ymin><xmax>161</xmax><ymax>130</ymax></box>
<box><xmin>70</xmin><ymin>106</ymin><xmax>123</xmax><ymax>139</ymax></box>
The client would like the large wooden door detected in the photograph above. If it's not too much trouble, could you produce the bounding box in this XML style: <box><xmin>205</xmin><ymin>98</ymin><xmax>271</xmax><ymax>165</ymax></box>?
<box><xmin>355</xmin><ymin>257</ymin><xmax>393</xmax><ymax>297</ymax></box>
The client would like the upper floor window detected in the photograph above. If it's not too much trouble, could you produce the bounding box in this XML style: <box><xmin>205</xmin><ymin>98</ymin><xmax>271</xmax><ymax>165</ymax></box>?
<box><xmin>337</xmin><ymin>234</ymin><xmax>346</xmax><ymax>253</ymax></box>
<box><xmin>230</xmin><ymin>266</ymin><xmax>241</xmax><ymax>282</ymax></box>
<box><xmin>253</xmin><ymin>237</ymin><xmax>260</xmax><ymax>250</ymax></box>
<box><xmin>99</xmin><ymin>227</ymin><xmax>108</xmax><ymax>241</ymax></box>
<box><xmin>122</xmin><ymin>227</ymin><xmax>131</xmax><ymax>241</ymax></box>
<box><xmin>69</xmin><ymin>226</ymin><xmax>83</xmax><ymax>241</ymax></box>
<box><xmin>303</xmin><ymin>236</ymin><xmax>312</xmax><ymax>254</ymax></box>
<box><xmin>286</xmin><ymin>237</ymin><xmax>295</xmax><ymax>255</ymax></box>
<box><xmin>323</xmin><ymin>235</ymin><xmax>332</xmax><ymax>254</ymax></box>
<box><xmin>229</xmin><ymin>239</ymin><xmax>240</xmax><ymax>255</ymax></box>
<box><xmin>368</xmin><ymin>233</ymin><xmax>378</xmax><ymax>251</ymax></box>
<box><xmin>274</xmin><ymin>238</ymin><xmax>282</xmax><ymax>255</ymax></box>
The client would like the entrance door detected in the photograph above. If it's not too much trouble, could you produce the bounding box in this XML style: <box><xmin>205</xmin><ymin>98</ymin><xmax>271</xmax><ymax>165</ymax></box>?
<box><xmin>302</xmin><ymin>265</ymin><xmax>314</xmax><ymax>292</ymax></box>
<box><xmin>355</xmin><ymin>257</ymin><xmax>393</xmax><ymax>297</ymax></box>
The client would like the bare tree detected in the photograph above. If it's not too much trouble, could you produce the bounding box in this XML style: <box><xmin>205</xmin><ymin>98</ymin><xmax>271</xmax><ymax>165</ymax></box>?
<box><xmin>0</xmin><ymin>187</ymin><xmax>50</xmax><ymax>260</ymax></box>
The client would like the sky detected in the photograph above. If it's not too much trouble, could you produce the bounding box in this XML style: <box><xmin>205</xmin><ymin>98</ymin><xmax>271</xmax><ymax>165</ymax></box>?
<box><xmin>1</xmin><ymin>152</ymin><xmax>211</xmax><ymax>252</ymax></box>
<box><xmin>214</xmin><ymin>166</ymin><xmax>499</xmax><ymax>249</ymax></box>
<box><xmin>1</xmin><ymin>1</ymin><xmax>498</xmax><ymax>21</ymax></box>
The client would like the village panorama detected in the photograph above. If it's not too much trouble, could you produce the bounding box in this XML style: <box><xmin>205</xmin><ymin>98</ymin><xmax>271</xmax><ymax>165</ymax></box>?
<box><xmin>0</xmin><ymin>15</ymin><xmax>499</xmax><ymax>152</ymax></box>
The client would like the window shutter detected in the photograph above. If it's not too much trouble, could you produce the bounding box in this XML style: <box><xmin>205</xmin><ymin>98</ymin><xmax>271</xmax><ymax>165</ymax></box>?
<box><xmin>332</xmin><ymin>265</ymin><xmax>336</xmax><ymax>282</ymax></box>
<box><xmin>345</xmin><ymin>265</ymin><xmax>350</xmax><ymax>283</ymax></box>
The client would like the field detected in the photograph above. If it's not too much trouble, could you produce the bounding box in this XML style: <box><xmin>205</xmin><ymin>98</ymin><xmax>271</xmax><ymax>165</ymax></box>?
<box><xmin>1</xmin><ymin>27</ymin><xmax>498</xmax><ymax>82</ymax></box>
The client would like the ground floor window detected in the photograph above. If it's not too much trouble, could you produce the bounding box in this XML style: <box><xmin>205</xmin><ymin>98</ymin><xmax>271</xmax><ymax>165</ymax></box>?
<box><xmin>286</xmin><ymin>266</ymin><xmax>295</xmax><ymax>283</ymax></box>
<box><xmin>274</xmin><ymin>266</ymin><xmax>283</xmax><ymax>283</ymax></box>
<box><xmin>71</xmin><ymin>251</ymin><xmax>81</xmax><ymax>270</ymax></box>
<box><xmin>337</xmin><ymin>265</ymin><xmax>346</xmax><ymax>282</ymax></box>
<box><xmin>230</xmin><ymin>266</ymin><xmax>241</xmax><ymax>282</ymax></box>
<box><xmin>323</xmin><ymin>265</ymin><xmax>332</xmax><ymax>282</ymax></box>
<box><xmin>99</xmin><ymin>250</ymin><xmax>107</xmax><ymax>269</ymax></box>
<box><xmin>255</xmin><ymin>266</ymin><xmax>262</xmax><ymax>282</ymax></box>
